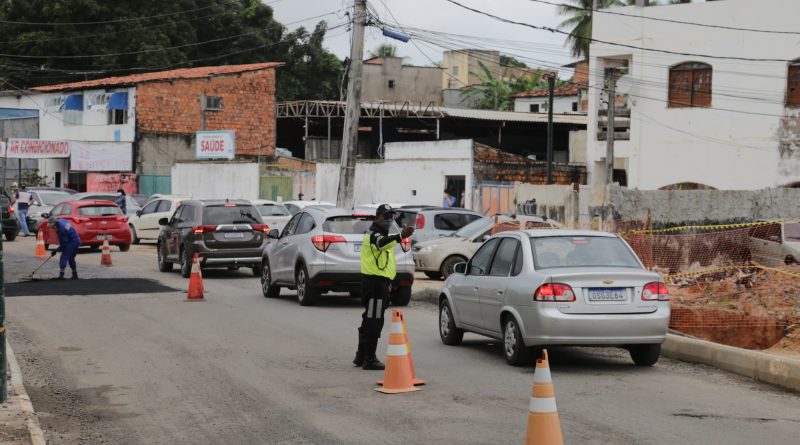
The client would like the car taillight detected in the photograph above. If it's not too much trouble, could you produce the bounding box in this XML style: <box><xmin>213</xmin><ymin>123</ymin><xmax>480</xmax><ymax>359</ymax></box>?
<box><xmin>414</xmin><ymin>213</ymin><xmax>425</xmax><ymax>229</ymax></box>
<box><xmin>73</xmin><ymin>217</ymin><xmax>90</xmax><ymax>223</ymax></box>
<box><xmin>192</xmin><ymin>225</ymin><xmax>217</xmax><ymax>235</ymax></box>
<box><xmin>115</xmin><ymin>216</ymin><xmax>127</xmax><ymax>222</ymax></box>
<box><xmin>7</xmin><ymin>206</ymin><xmax>14</xmax><ymax>214</ymax></box>
<box><xmin>311</xmin><ymin>235</ymin><xmax>346</xmax><ymax>252</ymax></box>
<box><xmin>401</xmin><ymin>237</ymin><xmax>411</xmax><ymax>252</ymax></box>
<box><xmin>534</xmin><ymin>283</ymin><xmax>576</xmax><ymax>302</ymax></box>
<box><xmin>642</xmin><ymin>282</ymin><xmax>669</xmax><ymax>301</ymax></box>
<box><xmin>251</xmin><ymin>224</ymin><xmax>270</xmax><ymax>233</ymax></box>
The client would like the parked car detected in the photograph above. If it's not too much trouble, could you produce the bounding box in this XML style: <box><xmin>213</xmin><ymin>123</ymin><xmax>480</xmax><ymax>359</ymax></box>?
<box><xmin>283</xmin><ymin>200</ymin><xmax>335</xmax><ymax>215</ymax></box>
<box><xmin>439</xmin><ymin>230</ymin><xmax>669</xmax><ymax>367</ymax></box>
<box><xmin>746</xmin><ymin>221</ymin><xmax>800</xmax><ymax>266</ymax></box>
<box><xmin>354</xmin><ymin>203</ymin><xmax>406</xmax><ymax>215</ymax></box>
<box><xmin>130</xmin><ymin>194</ymin><xmax>151</xmax><ymax>207</ymax></box>
<box><xmin>157</xmin><ymin>200</ymin><xmax>269</xmax><ymax>278</ymax></box>
<box><xmin>251</xmin><ymin>199</ymin><xmax>292</xmax><ymax>233</ymax></box>
<box><xmin>127</xmin><ymin>195</ymin><xmax>187</xmax><ymax>243</ymax></box>
<box><xmin>260</xmin><ymin>207</ymin><xmax>414</xmax><ymax>306</ymax></box>
<box><xmin>413</xmin><ymin>215</ymin><xmax>559</xmax><ymax>279</ymax></box>
<box><xmin>40</xmin><ymin>200</ymin><xmax>131</xmax><ymax>251</ymax></box>
<box><xmin>72</xmin><ymin>192</ymin><xmax>142</xmax><ymax>216</ymax></box>
<box><xmin>393</xmin><ymin>206</ymin><xmax>481</xmax><ymax>245</ymax></box>
<box><xmin>20</xmin><ymin>187</ymin><xmax>77</xmax><ymax>228</ymax></box>
<box><xmin>1</xmin><ymin>194</ymin><xmax>20</xmax><ymax>241</ymax></box>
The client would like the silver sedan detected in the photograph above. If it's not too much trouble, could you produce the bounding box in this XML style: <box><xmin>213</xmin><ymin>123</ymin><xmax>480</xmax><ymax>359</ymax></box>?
<box><xmin>438</xmin><ymin>230</ymin><xmax>670</xmax><ymax>366</ymax></box>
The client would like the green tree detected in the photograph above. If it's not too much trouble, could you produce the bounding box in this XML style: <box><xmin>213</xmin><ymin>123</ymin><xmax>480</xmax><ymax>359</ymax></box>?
<box><xmin>369</xmin><ymin>43</ymin><xmax>397</xmax><ymax>58</ymax></box>
<box><xmin>499</xmin><ymin>55</ymin><xmax>527</xmax><ymax>69</ymax></box>
<box><xmin>461</xmin><ymin>61</ymin><xmax>556</xmax><ymax>111</ymax></box>
<box><xmin>556</xmin><ymin>0</ymin><xmax>629</xmax><ymax>59</ymax></box>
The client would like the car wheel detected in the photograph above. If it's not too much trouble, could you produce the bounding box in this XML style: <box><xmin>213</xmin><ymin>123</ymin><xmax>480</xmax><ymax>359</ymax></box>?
<box><xmin>4</xmin><ymin>230</ymin><xmax>16</xmax><ymax>241</ymax></box>
<box><xmin>180</xmin><ymin>247</ymin><xmax>192</xmax><ymax>278</ymax></box>
<box><xmin>261</xmin><ymin>260</ymin><xmax>280</xmax><ymax>298</ymax></box>
<box><xmin>440</xmin><ymin>255</ymin><xmax>467</xmax><ymax>279</ymax></box>
<box><xmin>252</xmin><ymin>263</ymin><xmax>262</xmax><ymax>277</ymax></box>
<box><xmin>628</xmin><ymin>344</ymin><xmax>661</xmax><ymax>367</ymax></box>
<box><xmin>157</xmin><ymin>241</ymin><xmax>173</xmax><ymax>272</ymax></box>
<box><xmin>390</xmin><ymin>285</ymin><xmax>412</xmax><ymax>306</ymax></box>
<box><xmin>439</xmin><ymin>299</ymin><xmax>464</xmax><ymax>345</ymax></box>
<box><xmin>503</xmin><ymin>316</ymin><xmax>533</xmax><ymax>366</ymax></box>
<box><xmin>424</xmin><ymin>271</ymin><xmax>442</xmax><ymax>280</ymax></box>
<box><xmin>119</xmin><ymin>244</ymin><xmax>130</xmax><ymax>252</ymax></box>
<box><xmin>129</xmin><ymin>225</ymin><xmax>140</xmax><ymax>244</ymax></box>
<box><xmin>785</xmin><ymin>256</ymin><xmax>796</xmax><ymax>265</ymax></box>
<box><xmin>295</xmin><ymin>264</ymin><xmax>319</xmax><ymax>306</ymax></box>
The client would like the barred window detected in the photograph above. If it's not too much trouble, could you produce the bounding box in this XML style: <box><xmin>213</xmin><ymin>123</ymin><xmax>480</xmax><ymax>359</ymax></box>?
<box><xmin>668</xmin><ymin>62</ymin><xmax>712</xmax><ymax>108</ymax></box>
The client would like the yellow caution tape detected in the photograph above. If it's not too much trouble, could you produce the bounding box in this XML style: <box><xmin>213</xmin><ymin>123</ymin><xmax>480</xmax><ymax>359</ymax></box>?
<box><xmin>624</xmin><ymin>219</ymin><xmax>784</xmax><ymax>236</ymax></box>
<box><xmin>663</xmin><ymin>262</ymin><xmax>800</xmax><ymax>283</ymax></box>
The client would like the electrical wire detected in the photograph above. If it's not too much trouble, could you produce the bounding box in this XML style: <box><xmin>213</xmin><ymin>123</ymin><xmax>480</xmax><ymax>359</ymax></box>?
<box><xmin>0</xmin><ymin>4</ymin><xmax>219</xmax><ymax>26</ymax></box>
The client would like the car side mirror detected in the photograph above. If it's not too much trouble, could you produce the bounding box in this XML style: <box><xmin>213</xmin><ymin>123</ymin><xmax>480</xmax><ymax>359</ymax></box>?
<box><xmin>482</xmin><ymin>235</ymin><xmax>490</xmax><ymax>242</ymax></box>
<box><xmin>268</xmin><ymin>229</ymin><xmax>280</xmax><ymax>239</ymax></box>
<box><xmin>158</xmin><ymin>217</ymin><xmax>169</xmax><ymax>226</ymax></box>
<box><xmin>41</xmin><ymin>213</ymin><xmax>50</xmax><ymax>219</ymax></box>
<box><xmin>453</xmin><ymin>262</ymin><xmax>467</xmax><ymax>274</ymax></box>
<box><xmin>136</xmin><ymin>210</ymin><xmax>143</xmax><ymax>217</ymax></box>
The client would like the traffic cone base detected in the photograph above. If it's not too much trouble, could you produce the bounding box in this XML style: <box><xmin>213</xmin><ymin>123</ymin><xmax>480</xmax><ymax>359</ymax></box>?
<box><xmin>186</xmin><ymin>253</ymin><xmax>205</xmax><ymax>301</ymax></box>
<box><xmin>377</xmin><ymin>315</ymin><xmax>425</xmax><ymax>386</ymax></box>
<box><xmin>34</xmin><ymin>231</ymin><xmax>47</xmax><ymax>258</ymax></box>
<box><xmin>375</xmin><ymin>310</ymin><xmax>422</xmax><ymax>394</ymax></box>
<box><xmin>100</xmin><ymin>240</ymin><xmax>113</xmax><ymax>266</ymax></box>
<box><xmin>524</xmin><ymin>349</ymin><xmax>564</xmax><ymax>445</ymax></box>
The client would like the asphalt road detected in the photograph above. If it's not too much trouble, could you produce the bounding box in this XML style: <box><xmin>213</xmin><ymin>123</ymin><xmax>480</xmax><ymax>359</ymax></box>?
<box><xmin>4</xmin><ymin>237</ymin><xmax>800</xmax><ymax>445</ymax></box>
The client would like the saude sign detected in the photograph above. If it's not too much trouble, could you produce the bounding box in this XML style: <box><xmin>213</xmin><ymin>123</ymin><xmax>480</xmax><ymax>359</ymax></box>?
<box><xmin>196</xmin><ymin>131</ymin><xmax>235</xmax><ymax>160</ymax></box>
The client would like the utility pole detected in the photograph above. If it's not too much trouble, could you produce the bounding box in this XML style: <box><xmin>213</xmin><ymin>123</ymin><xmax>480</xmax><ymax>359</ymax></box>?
<box><xmin>605</xmin><ymin>67</ymin><xmax>616</xmax><ymax>185</ymax></box>
<box><xmin>337</xmin><ymin>0</ymin><xmax>367</xmax><ymax>209</ymax></box>
<box><xmin>546</xmin><ymin>75</ymin><xmax>555</xmax><ymax>184</ymax></box>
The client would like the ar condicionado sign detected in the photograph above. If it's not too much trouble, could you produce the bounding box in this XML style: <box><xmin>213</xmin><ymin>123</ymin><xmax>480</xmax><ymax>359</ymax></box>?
<box><xmin>196</xmin><ymin>131</ymin><xmax>235</xmax><ymax>160</ymax></box>
<box><xmin>0</xmin><ymin>139</ymin><xmax>71</xmax><ymax>158</ymax></box>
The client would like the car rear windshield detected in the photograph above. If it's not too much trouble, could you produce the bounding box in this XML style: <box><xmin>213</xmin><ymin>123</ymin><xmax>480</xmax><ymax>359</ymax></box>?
<box><xmin>78</xmin><ymin>205</ymin><xmax>122</xmax><ymax>216</ymax></box>
<box><xmin>257</xmin><ymin>204</ymin><xmax>290</xmax><ymax>217</ymax></box>
<box><xmin>323</xmin><ymin>215</ymin><xmax>400</xmax><ymax>234</ymax></box>
<box><xmin>38</xmin><ymin>191</ymin><xmax>72</xmax><ymax>205</ymax></box>
<box><xmin>202</xmin><ymin>205</ymin><xmax>262</xmax><ymax>225</ymax></box>
<box><xmin>531</xmin><ymin>236</ymin><xmax>641</xmax><ymax>269</ymax></box>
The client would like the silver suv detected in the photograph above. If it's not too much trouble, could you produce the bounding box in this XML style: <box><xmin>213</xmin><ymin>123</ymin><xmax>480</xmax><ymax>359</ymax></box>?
<box><xmin>393</xmin><ymin>206</ymin><xmax>482</xmax><ymax>245</ymax></box>
<box><xmin>260</xmin><ymin>207</ymin><xmax>415</xmax><ymax>306</ymax></box>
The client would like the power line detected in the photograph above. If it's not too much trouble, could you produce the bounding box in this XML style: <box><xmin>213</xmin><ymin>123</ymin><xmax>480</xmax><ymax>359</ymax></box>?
<box><xmin>527</xmin><ymin>0</ymin><xmax>800</xmax><ymax>36</ymax></box>
<box><xmin>0</xmin><ymin>4</ymin><xmax>219</xmax><ymax>26</ymax></box>
<box><xmin>441</xmin><ymin>0</ymin><xmax>798</xmax><ymax>63</ymax></box>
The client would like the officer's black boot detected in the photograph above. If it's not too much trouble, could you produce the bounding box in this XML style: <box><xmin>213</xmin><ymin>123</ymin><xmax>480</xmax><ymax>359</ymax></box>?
<box><xmin>353</xmin><ymin>328</ymin><xmax>365</xmax><ymax>367</ymax></box>
<box><xmin>71</xmin><ymin>269</ymin><xmax>78</xmax><ymax>280</ymax></box>
<box><xmin>362</xmin><ymin>336</ymin><xmax>385</xmax><ymax>370</ymax></box>
<box><xmin>56</xmin><ymin>269</ymin><xmax>65</xmax><ymax>280</ymax></box>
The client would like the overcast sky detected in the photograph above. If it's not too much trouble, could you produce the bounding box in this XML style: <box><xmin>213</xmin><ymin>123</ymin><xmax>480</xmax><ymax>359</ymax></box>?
<box><xmin>268</xmin><ymin>0</ymin><xmax>578</xmax><ymax>74</ymax></box>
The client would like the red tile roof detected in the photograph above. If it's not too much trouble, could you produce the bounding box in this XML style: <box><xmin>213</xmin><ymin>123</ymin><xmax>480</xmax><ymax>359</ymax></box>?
<box><xmin>512</xmin><ymin>82</ymin><xmax>584</xmax><ymax>98</ymax></box>
<box><xmin>32</xmin><ymin>63</ymin><xmax>283</xmax><ymax>92</ymax></box>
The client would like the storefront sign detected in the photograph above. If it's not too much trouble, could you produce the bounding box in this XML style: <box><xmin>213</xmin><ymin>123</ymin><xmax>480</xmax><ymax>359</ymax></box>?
<box><xmin>70</xmin><ymin>141</ymin><xmax>132</xmax><ymax>172</ymax></box>
<box><xmin>0</xmin><ymin>138</ymin><xmax>71</xmax><ymax>158</ymax></box>
<box><xmin>196</xmin><ymin>130</ymin><xmax>235</xmax><ymax>160</ymax></box>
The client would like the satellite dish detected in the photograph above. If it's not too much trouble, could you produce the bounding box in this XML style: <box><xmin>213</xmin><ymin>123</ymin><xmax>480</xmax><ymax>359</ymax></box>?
<box><xmin>615</xmin><ymin>74</ymin><xmax>633</xmax><ymax>95</ymax></box>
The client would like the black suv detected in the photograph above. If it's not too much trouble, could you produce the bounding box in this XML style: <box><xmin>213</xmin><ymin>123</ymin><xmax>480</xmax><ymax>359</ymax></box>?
<box><xmin>1</xmin><ymin>194</ymin><xmax>19</xmax><ymax>241</ymax></box>
<box><xmin>157</xmin><ymin>200</ymin><xmax>269</xmax><ymax>277</ymax></box>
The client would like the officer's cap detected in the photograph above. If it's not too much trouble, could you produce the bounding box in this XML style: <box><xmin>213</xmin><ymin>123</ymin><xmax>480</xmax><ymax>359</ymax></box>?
<box><xmin>375</xmin><ymin>204</ymin><xmax>395</xmax><ymax>217</ymax></box>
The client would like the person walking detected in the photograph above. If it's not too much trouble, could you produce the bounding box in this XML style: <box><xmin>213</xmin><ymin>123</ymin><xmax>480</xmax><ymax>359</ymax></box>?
<box><xmin>49</xmin><ymin>216</ymin><xmax>81</xmax><ymax>279</ymax></box>
<box><xmin>115</xmin><ymin>188</ymin><xmax>127</xmax><ymax>215</ymax></box>
<box><xmin>354</xmin><ymin>204</ymin><xmax>414</xmax><ymax>370</ymax></box>
<box><xmin>12</xmin><ymin>183</ymin><xmax>34</xmax><ymax>237</ymax></box>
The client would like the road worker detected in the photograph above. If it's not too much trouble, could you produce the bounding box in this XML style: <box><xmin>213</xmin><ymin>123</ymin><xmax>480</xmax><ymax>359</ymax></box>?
<box><xmin>353</xmin><ymin>204</ymin><xmax>414</xmax><ymax>370</ymax></box>
<box><xmin>49</xmin><ymin>216</ymin><xmax>81</xmax><ymax>279</ymax></box>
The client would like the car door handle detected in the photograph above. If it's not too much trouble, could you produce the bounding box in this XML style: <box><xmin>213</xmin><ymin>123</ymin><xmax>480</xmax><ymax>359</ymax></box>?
<box><xmin>497</xmin><ymin>290</ymin><xmax>504</xmax><ymax>295</ymax></box>
<box><xmin>474</xmin><ymin>286</ymin><xmax>480</xmax><ymax>291</ymax></box>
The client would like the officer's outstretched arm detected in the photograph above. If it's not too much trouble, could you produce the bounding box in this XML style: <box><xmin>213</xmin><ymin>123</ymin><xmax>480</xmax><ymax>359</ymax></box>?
<box><xmin>371</xmin><ymin>233</ymin><xmax>400</xmax><ymax>251</ymax></box>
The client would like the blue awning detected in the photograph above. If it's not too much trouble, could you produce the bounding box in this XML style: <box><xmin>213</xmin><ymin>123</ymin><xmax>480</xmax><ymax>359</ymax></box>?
<box><xmin>64</xmin><ymin>94</ymin><xmax>84</xmax><ymax>111</ymax></box>
<box><xmin>108</xmin><ymin>92</ymin><xmax>128</xmax><ymax>110</ymax></box>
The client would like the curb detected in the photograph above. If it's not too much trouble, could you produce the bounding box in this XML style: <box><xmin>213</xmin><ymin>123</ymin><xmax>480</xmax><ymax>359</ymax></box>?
<box><xmin>412</xmin><ymin>288</ymin><xmax>440</xmax><ymax>305</ymax></box>
<box><xmin>663</xmin><ymin>334</ymin><xmax>800</xmax><ymax>392</ymax></box>
<box><xmin>5</xmin><ymin>340</ymin><xmax>46</xmax><ymax>445</ymax></box>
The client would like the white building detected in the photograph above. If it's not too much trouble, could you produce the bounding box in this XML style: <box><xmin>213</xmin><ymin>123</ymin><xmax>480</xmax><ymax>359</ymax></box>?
<box><xmin>513</xmin><ymin>83</ymin><xmax>582</xmax><ymax>114</ymax></box>
<box><xmin>587</xmin><ymin>0</ymin><xmax>800</xmax><ymax>190</ymax></box>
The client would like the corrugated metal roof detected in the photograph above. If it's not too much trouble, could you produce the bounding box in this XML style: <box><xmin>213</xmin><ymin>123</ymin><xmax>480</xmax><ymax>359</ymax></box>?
<box><xmin>440</xmin><ymin>107</ymin><xmax>587</xmax><ymax>125</ymax></box>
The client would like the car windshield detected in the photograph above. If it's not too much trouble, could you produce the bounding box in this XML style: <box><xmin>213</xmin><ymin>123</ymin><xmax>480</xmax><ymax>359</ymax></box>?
<box><xmin>38</xmin><ymin>191</ymin><xmax>73</xmax><ymax>205</ymax></box>
<box><xmin>202</xmin><ymin>205</ymin><xmax>262</xmax><ymax>225</ymax></box>
<box><xmin>323</xmin><ymin>215</ymin><xmax>400</xmax><ymax>234</ymax></box>
<box><xmin>453</xmin><ymin>217</ymin><xmax>493</xmax><ymax>238</ymax></box>
<box><xmin>531</xmin><ymin>236</ymin><xmax>641</xmax><ymax>269</ymax></box>
<box><xmin>257</xmin><ymin>204</ymin><xmax>290</xmax><ymax>217</ymax></box>
<box><xmin>78</xmin><ymin>205</ymin><xmax>122</xmax><ymax>216</ymax></box>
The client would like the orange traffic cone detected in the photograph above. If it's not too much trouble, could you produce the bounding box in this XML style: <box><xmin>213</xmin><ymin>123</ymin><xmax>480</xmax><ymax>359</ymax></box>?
<box><xmin>34</xmin><ymin>231</ymin><xmax>47</xmax><ymax>258</ymax></box>
<box><xmin>523</xmin><ymin>349</ymin><xmax>564</xmax><ymax>445</ymax></box>
<box><xmin>186</xmin><ymin>253</ymin><xmax>205</xmax><ymax>301</ymax></box>
<box><xmin>375</xmin><ymin>310</ymin><xmax>420</xmax><ymax>394</ymax></box>
<box><xmin>100</xmin><ymin>240</ymin><xmax>113</xmax><ymax>266</ymax></box>
<box><xmin>378</xmin><ymin>311</ymin><xmax>425</xmax><ymax>386</ymax></box>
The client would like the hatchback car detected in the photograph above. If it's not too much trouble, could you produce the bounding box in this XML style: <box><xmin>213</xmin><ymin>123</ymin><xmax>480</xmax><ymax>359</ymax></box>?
<box><xmin>73</xmin><ymin>192</ymin><xmax>141</xmax><ymax>216</ymax></box>
<box><xmin>40</xmin><ymin>200</ymin><xmax>131</xmax><ymax>251</ymax></box>
<box><xmin>22</xmin><ymin>187</ymin><xmax>76</xmax><ymax>228</ymax></box>
<box><xmin>128</xmin><ymin>195</ymin><xmax>187</xmax><ymax>243</ymax></box>
<box><xmin>1</xmin><ymin>194</ymin><xmax>20</xmax><ymax>241</ymax></box>
<box><xmin>260</xmin><ymin>207</ymin><xmax>415</xmax><ymax>306</ymax></box>
<box><xmin>251</xmin><ymin>199</ymin><xmax>291</xmax><ymax>233</ymax></box>
<box><xmin>157</xmin><ymin>200</ymin><xmax>269</xmax><ymax>278</ymax></box>
<box><xmin>394</xmin><ymin>206</ymin><xmax>481</xmax><ymax>245</ymax></box>
<box><xmin>439</xmin><ymin>230</ymin><xmax>669</xmax><ymax>367</ymax></box>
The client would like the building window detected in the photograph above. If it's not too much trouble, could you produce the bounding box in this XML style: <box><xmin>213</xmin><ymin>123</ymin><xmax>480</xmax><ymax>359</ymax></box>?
<box><xmin>205</xmin><ymin>96</ymin><xmax>222</xmax><ymax>111</ymax></box>
<box><xmin>63</xmin><ymin>94</ymin><xmax>84</xmax><ymax>125</ymax></box>
<box><xmin>788</xmin><ymin>60</ymin><xmax>800</xmax><ymax>108</ymax></box>
<box><xmin>668</xmin><ymin>62</ymin><xmax>712</xmax><ymax>108</ymax></box>
<box><xmin>452</xmin><ymin>65</ymin><xmax>459</xmax><ymax>76</ymax></box>
<box><xmin>529</xmin><ymin>104</ymin><xmax>540</xmax><ymax>113</ymax></box>
<box><xmin>388</xmin><ymin>79</ymin><xmax>395</xmax><ymax>89</ymax></box>
<box><xmin>108</xmin><ymin>109</ymin><xmax>128</xmax><ymax>125</ymax></box>
<box><xmin>572</xmin><ymin>102</ymin><xmax>578</xmax><ymax>112</ymax></box>
<box><xmin>107</xmin><ymin>91</ymin><xmax>128</xmax><ymax>125</ymax></box>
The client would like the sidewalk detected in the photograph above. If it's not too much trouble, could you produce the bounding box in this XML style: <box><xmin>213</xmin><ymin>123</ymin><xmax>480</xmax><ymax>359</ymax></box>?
<box><xmin>1</xmin><ymin>341</ymin><xmax>45</xmax><ymax>445</ymax></box>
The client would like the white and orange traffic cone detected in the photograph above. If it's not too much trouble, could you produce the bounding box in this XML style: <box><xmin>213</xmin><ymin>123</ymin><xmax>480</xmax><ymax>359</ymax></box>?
<box><xmin>34</xmin><ymin>230</ymin><xmax>47</xmax><ymax>258</ymax></box>
<box><xmin>378</xmin><ymin>311</ymin><xmax>425</xmax><ymax>386</ymax></box>
<box><xmin>523</xmin><ymin>349</ymin><xmax>564</xmax><ymax>445</ymax></box>
<box><xmin>186</xmin><ymin>253</ymin><xmax>204</xmax><ymax>301</ymax></box>
<box><xmin>375</xmin><ymin>310</ymin><xmax>421</xmax><ymax>394</ymax></box>
<box><xmin>100</xmin><ymin>240</ymin><xmax>113</xmax><ymax>266</ymax></box>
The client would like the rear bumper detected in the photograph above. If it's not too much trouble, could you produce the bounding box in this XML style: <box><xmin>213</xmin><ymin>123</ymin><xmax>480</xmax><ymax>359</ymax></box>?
<box><xmin>517</xmin><ymin>304</ymin><xmax>671</xmax><ymax>346</ymax></box>
<box><xmin>195</xmin><ymin>245</ymin><xmax>264</xmax><ymax>267</ymax></box>
<box><xmin>79</xmin><ymin>228</ymin><xmax>132</xmax><ymax>245</ymax></box>
<box><xmin>310</xmin><ymin>272</ymin><xmax>415</xmax><ymax>292</ymax></box>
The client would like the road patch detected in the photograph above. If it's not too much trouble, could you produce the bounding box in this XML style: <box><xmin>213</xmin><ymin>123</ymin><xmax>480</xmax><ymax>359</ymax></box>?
<box><xmin>4</xmin><ymin>278</ymin><xmax>178</xmax><ymax>297</ymax></box>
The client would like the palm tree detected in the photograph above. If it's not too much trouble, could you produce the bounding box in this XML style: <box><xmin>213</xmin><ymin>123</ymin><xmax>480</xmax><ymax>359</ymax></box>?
<box><xmin>369</xmin><ymin>43</ymin><xmax>397</xmax><ymax>58</ymax></box>
<box><xmin>461</xmin><ymin>61</ymin><xmax>551</xmax><ymax>111</ymax></box>
<box><xmin>557</xmin><ymin>0</ymin><xmax>630</xmax><ymax>59</ymax></box>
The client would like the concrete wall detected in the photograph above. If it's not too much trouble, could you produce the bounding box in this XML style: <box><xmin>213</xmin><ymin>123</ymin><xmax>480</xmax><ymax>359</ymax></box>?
<box><xmin>588</xmin><ymin>0</ymin><xmax>800</xmax><ymax>190</ymax></box>
<box><xmin>569</xmin><ymin>130</ymin><xmax>587</xmax><ymax>164</ymax></box>
<box><xmin>513</xmin><ymin>96</ymin><xmax>578</xmax><ymax>114</ymax></box>
<box><xmin>514</xmin><ymin>184</ymin><xmax>579</xmax><ymax>226</ymax></box>
<box><xmin>316</xmin><ymin>139</ymin><xmax>474</xmax><ymax>207</ymax></box>
<box><xmin>362</xmin><ymin>58</ymin><xmax>442</xmax><ymax>104</ymax></box>
<box><xmin>172</xmin><ymin>162</ymin><xmax>259</xmax><ymax>200</ymax></box>
<box><xmin>137</xmin><ymin>133</ymin><xmax>195</xmax><ymax>176</ymax></box>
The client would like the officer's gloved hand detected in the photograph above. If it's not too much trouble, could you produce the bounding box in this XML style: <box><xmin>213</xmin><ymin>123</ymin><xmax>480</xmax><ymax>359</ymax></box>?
<box><xmin>400</xmin><ymin>224</ymin><xmax>414</xmax><ymax>239</ymax></box>
<box><xmin>50</xmin><ymin>250</ymin><xmax>57</xmax><ymax>257</ymax></box>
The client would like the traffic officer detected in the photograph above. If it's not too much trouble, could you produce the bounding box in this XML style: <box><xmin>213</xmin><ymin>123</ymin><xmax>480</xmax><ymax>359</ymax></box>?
<box><xmin>49</xmin><ymin>216</ymin><xmax>81</xmax><ymax>280</ymax></box>
<box><xmin>353</xmin><ymin>204</ymin><xmax>414</xmax><ymax>370</ymax></box>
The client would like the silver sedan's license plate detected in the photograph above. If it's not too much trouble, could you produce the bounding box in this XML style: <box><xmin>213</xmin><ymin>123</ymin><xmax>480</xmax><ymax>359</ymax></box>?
<box><xmin>588</xmin><ymin>288</ymin><xmax>626</xmax><ymax>302</ymax></box>
<box><xmin>224</xmin><ymin>232</ymin><xmax>245</xmax><ymax>239</ymax></box>
<box><xmin>354</xmin><ymin>243</ymin><xmax>361</xmax><ymax>252</ymax></box>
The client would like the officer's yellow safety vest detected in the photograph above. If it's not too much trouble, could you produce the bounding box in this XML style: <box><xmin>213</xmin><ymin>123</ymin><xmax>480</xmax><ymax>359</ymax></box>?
<box><xmin>361</xmin><ymin>232</ymin><xmax>397</xmax><ymax>280</ymax></box>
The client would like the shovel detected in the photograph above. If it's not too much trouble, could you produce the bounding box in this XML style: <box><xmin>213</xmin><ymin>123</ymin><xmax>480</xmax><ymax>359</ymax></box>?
<box><xmin>23</xmin><ymin>254</ymin><xmax>54</xmax><ymax>281</ymax></box>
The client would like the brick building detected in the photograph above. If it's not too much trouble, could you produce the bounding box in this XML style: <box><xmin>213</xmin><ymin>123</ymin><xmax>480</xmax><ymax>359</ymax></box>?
<box><xmin>25</xmin><ymin>63</ymin><xmax>281</xmax><ymax>194</ymax></box>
